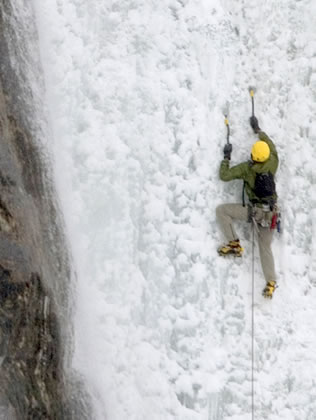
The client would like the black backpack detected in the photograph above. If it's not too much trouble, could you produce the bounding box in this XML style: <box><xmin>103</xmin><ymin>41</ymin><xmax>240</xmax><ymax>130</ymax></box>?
<box><xmin>242</xmin><ymin>170</ymin><xmax>276</xmax><ymax>207</ymax></box>
<box><xmin>253</xmin><ymin>172</ymin><xmax>276</xmax><ymax>200</ymax></box>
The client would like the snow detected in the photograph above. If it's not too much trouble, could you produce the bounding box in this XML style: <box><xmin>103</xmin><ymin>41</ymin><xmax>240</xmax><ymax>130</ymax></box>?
<box><xmin>32</xmin><ymin>0</ymin><xmax>316</xmax><ymax>419</ymax></box>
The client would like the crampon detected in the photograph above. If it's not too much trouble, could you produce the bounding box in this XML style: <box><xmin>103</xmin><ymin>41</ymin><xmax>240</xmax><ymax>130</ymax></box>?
<box><xmin>218</xmin><ymin>239</ymin><xmax>243</xmax><ymax>257</ymax></box>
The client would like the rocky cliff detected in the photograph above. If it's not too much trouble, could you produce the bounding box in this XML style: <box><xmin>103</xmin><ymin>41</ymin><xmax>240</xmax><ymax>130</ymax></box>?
<box><xmin>0</xmin><ymin>2</ymin><xmax>89</xmax><ymax>419</ymax></box>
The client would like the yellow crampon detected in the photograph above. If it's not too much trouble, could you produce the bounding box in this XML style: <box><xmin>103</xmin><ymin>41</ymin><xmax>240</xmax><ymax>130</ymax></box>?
<box><xmin>262</xmin><ymin>281</ymin><xmax>277</xmax><ymax>299</ymax></box>
<box><xmin>218</xmin><ymin>240</ymin><xmax>244</xmax><ymax>257</ymax></box>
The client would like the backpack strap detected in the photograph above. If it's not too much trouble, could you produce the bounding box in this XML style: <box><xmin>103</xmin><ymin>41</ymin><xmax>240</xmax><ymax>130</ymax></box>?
<box><xmin>242</xmin><ymin>160</ymin><xmax>253</xmax><ymax>207</ymax></box>
<box><xmin>242</xmin><ymin>181</ymin><xmax>246</xmax><ymax>207</ymax></box>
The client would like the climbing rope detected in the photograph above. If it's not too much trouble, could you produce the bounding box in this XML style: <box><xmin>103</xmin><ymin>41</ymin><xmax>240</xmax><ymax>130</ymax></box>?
<box><xmin>250</xmin><ymin>86</ymin><xmax>256</xmax><ymax>420</ymax></box>
<box><xmin>251</xmin><ymin>221</ymin><xmax>255</xmax><ymax>420</ymax></box>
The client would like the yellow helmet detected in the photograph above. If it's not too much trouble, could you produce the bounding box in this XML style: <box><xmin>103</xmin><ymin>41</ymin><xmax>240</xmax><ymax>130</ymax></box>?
<box><xmin>251</xmin><ymin>141</ymin><xmax>270</xmax><ymax>162</ymax></box>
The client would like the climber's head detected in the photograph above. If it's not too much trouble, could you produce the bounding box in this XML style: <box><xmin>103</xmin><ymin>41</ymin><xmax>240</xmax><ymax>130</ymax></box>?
<box><xmin>251</xmin><ymin>141</ymin><xmax>270</xmax><ymax>163</ymax></box>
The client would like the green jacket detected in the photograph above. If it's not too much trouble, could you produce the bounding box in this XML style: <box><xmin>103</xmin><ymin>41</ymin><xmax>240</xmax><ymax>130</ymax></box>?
<box><xmin>219</xmin><ymin>131</ymin><xmax>279</xmax><ymax>203</ymax></box>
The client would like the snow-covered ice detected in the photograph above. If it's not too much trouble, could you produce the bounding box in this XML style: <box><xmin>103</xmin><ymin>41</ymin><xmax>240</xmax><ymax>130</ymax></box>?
<box><xmin>33</xmin><ymin>0</ymin><xmax>316</xmax><ymax>419</ymax></box>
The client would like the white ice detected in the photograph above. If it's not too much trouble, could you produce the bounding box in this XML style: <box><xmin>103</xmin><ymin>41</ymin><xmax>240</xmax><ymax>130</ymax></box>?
<box><xmin>33</xmin><ymin>0</ymin><xmax>316</xmax><ymax>419</ymax></box>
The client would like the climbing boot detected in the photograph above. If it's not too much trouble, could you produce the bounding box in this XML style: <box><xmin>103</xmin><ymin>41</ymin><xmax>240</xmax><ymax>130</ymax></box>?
<box><xmin>218</xmin><ymin>239</ymin><xmax>243</xmax><ymax>257</ymax></box>
<box><xmin>262</xmin><ymin>281</ymin><xmax>277</xmax><ymax>299</ymax></box>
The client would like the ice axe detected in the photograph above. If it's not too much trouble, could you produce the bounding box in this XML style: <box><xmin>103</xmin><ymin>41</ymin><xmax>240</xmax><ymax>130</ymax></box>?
<box><xmin>249</xmin><ymin>87</ymin><xmax>256</xmax><ymax>117</ymax></box>
<box><xmin>224</xmin><ymin>114</ymin><xmax>230</xmax><ymax>144</ymax></box>
<box><xmin>248</xmin><ymin>87</ymin><xmax>260</xmax><ymax>133</ymax></box>
<box><xmin>223</xmin><ymin>114</ymin><xmax>232</xmax><ymax>159</ymax></box>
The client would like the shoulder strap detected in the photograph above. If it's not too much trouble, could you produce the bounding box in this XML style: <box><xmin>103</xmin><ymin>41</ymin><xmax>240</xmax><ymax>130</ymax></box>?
<box><xmin>242</xmin><ymin>181</ymin><xmax>246</xmax><ymax>207</ymax></box>
<box><xmin>242</xmin><ymin>160</ymin><xmax>253</xmax><ymax>207</ymax></box>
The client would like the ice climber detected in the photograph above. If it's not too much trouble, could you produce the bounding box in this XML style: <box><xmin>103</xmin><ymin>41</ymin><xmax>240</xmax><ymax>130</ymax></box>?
<box><xmin>216</xmin><ymin>116</ymin><xmax>279</xmax><ymax>299</ymax></box>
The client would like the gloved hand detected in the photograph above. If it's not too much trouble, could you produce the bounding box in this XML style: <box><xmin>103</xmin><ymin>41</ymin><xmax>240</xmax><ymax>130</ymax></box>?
<box><xmin>250</xmin><ymin>116</ymin><xmax>260</xmax><ymax>133</ymax></box>
<box><xmin>223</xmin><ymin>143</ymin><xmax>232</xmax><ymax>160</ymax></box>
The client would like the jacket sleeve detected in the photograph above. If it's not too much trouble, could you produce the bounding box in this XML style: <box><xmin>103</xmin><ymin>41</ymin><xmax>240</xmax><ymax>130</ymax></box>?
<box><xmin>258</xmin><ymin>131</ymin><xmax>278</xmax><ymax>162</ymax></box>
<box><xmin>219</xmin><ymin>160</ymin><xmax>248</xmax><ymax>182</ymax></box>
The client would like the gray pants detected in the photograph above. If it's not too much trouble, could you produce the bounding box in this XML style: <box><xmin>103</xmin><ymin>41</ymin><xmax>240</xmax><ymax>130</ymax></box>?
<box><xmin>216</xmin><ymin>203</ymin><xmax>276</xmax><ymax>283</ymax></box>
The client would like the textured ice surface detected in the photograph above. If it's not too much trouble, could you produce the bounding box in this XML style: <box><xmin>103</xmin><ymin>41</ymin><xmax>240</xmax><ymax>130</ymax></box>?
<box><xmin>33</xmin><ymin>0</ymin><xmax>316</xmax><ymax>419</ymax></box>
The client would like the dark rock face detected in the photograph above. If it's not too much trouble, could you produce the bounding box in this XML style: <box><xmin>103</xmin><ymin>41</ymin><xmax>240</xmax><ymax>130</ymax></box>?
<box><xmin>0</xmin><ymin>2</ymin><xmax>90</xmax><ymax>419</ymax></box>
<box><xmin>0</xmin><ymin>272</ymin><xmax>63</xmax><ymax>419</ymax></box>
